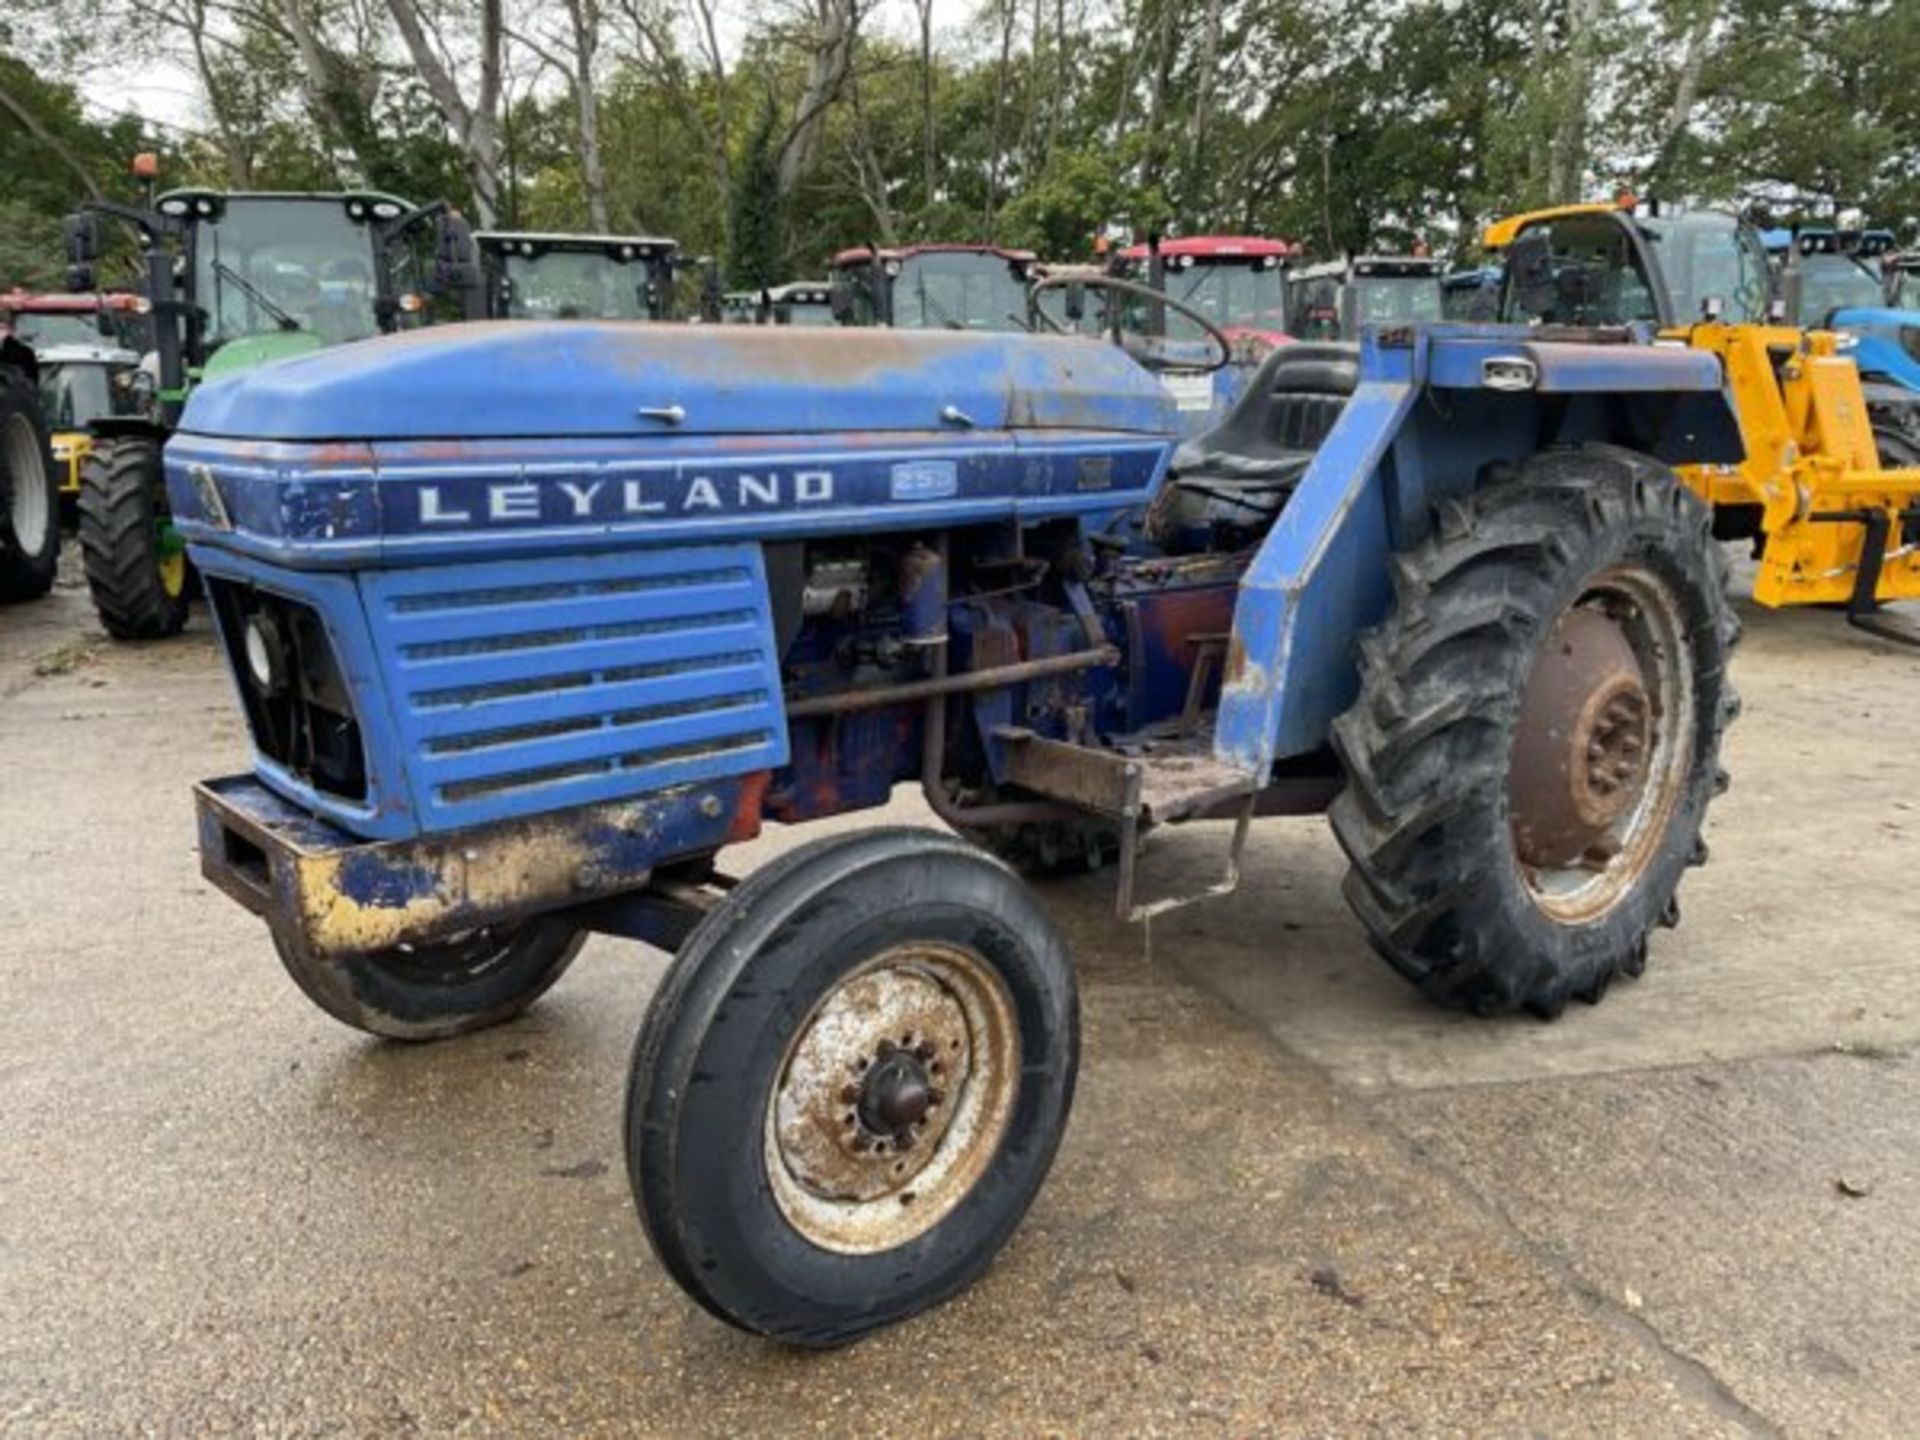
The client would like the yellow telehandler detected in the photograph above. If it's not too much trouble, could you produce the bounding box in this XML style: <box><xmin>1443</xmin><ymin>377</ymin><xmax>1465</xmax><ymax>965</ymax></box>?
<box><xmin>1485</xmin><ymin>201</ymin><xmax>1920</xmax><ymax>641</ymax></box>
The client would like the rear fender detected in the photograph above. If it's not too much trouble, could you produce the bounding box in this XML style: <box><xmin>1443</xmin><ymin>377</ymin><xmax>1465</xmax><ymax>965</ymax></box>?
<box><xmin>1216</xmin><ymin>325</ymin><xmax>1742</xmax><ymax>775</ymax></box>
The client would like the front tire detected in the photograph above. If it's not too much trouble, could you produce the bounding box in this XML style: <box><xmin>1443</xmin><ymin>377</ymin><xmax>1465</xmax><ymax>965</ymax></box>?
<box><xmin>78</xmin><ymin>437</ymin><xmax>191</xmax><ymax>640</ymax></box>
<box><xmin>271</xmin><ymin>920</ymin><xmax>585</xmax><ymax>1041</ymax></box>
<box><xmin>0</xmin><ymin>373</ymin><xmax>58</xmax><ymax>602</ymax></box>
<box><xmin>1329</xmin><ymin>446</ymin><xmax>1739</xmax><ymax>1017</ymax></box>
<box><xmin>628</xmin><ymin>828</ymin><xmax>1078</xmax><ymax>1346</ymax></box>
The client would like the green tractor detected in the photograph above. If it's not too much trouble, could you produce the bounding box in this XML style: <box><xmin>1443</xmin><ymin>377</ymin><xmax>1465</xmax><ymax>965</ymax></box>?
<box><xmin>63</xmin><ymin>182</ymin><xmax>475</xmax><ymax>638</ymax></box>
<box><xmin>472</xmin><ymin>231</ymin><xmax>722</xmax><ymax>323</ymax></box>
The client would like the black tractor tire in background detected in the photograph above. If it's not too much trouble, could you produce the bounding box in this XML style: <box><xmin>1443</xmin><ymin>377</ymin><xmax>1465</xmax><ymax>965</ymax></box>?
<box><xmin>1329</xmin><ymin>446</ymin><xmax>1740</xmax><ymax>1018</ymax></box>
<box><xmin>78</xmin><ymin>436</ymin><xmax>191</xmax><ymax>639</ymax></box>
<box><xmin>271</xmin><ymin>920</ymin><xmax>586</xmax><ymax>1041</ymax></box>
<box><xmin>629</xmin><ymin>828</ymin><xmax>1078</xmax><ymax>1346</ymax></box>
<box><xmin>0</xmin><ymin>371</ymin><xmax>59</xmax><ymax>603</ymax></box>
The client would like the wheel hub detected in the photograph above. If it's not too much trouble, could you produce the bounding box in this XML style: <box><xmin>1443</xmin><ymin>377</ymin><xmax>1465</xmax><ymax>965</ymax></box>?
<box><xmin>1511</xmin><ymin>604</ymin><xmax>1654</xmax><ymax>868</ymax></box>
<box><xmin>765</xmin><ymin>941</ymin><xmax>1019</xmax><ymax>1253</ymax></box>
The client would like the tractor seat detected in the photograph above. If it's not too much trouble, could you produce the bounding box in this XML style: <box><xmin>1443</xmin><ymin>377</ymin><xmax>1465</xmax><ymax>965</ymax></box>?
<box><xmin>1148</xmin><ymin>342</ymin><xmax>1358</xmax><ymax>548</ymax></box>
<box><xmin>1171</xmin><ymin>341</ymin><xmax>1359</xmax><ymax>485</ymax></box>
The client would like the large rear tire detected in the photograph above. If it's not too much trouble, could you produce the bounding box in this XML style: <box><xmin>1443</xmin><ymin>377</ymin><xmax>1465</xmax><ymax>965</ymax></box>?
<box><xmin>627</xmin><ymin>828</ymin><xmax>1078</xmax><ymax>1346</ymax></box>
<box><xmin>271</xmin><ymin>920</ymin><xmax>586</xmax><ymax>1041</ymax></box>
<box><xmin>0</xmin><ymin>372</ymin><xmax>58</xmax><ymax>603</ymax></box>
<box><xmin>1329</xmin><ymin>446</ymin><xmax>1739</xmax><ymax>1017</ymax></box>
<box><xmin>78</xmin><ymin>436</ymin><xmax>191</xmax><ymax>639</ymax></box>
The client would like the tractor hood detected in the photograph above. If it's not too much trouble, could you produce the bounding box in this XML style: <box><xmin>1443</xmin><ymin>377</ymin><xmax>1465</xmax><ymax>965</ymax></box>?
<box><xmin>166</xmin><ymin>322</ymin><xmax>1180</xmax><ymax>570</ymax></box>
<box><xmin>177</xmin><ymin>321</ymin><xmax>1176</xmax><ymax>440</ymax></box>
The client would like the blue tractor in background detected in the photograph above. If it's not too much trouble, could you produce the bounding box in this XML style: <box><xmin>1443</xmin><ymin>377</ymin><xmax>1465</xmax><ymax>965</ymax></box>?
<box><xmin>172</xmin><ymin>285</ymin><xmax>1744</xmax><ymax>1345</ymax></box>
<box><xmin>1767</xmin><ymin>226</ymin><xmax>1920</xmax><ymax>447</ymax></box>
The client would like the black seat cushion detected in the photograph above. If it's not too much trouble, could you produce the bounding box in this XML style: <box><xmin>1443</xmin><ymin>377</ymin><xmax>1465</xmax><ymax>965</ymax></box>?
<box><xmin>1169</xmin><ymin>341</ymin><xmax>1360</xmax><ymax>486</ymax></box>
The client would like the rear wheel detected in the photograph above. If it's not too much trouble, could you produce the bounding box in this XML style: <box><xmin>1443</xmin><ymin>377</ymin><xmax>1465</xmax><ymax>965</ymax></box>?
<box><xmin>628</xmin><ymin>828</ymin><xmax>1077</xmax><ymax>1346</ymax></box>
<box><xmin>271</xmin><ymin>920</ymin><xmax>586</xmax><ymax>1041</ymax></box>
<box><xmin>1330</xmin><ymin>446</ymin><xmax>1739</xmax><ymax>1017</ymax></box>
<box><xmin>0</xmin><ymin>374</ymin><xmax>58</xmax><ymax>602</ymax></box>
<box><xmin>78</xmin><ymin>436</ymin><xmax>190</xmax><ymax>639</ymax></box>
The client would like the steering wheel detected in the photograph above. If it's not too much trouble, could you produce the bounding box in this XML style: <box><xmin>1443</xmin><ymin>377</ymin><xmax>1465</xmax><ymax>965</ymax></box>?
<box><xmin>1027</xmin><ymin>273</ymin><xmax>1231</xmax><ymax>375</ymax></box>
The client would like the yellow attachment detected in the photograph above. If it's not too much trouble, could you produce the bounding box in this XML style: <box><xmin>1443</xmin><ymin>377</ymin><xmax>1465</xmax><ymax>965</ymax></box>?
<box><xmin>1482</xmin><ymin>202</ymin><xmax>1625</xmax><ymax>252</ymax></box>
<box><xmin>1673</xmin><ymin>323</ymin><xmax>1920</xmax><ymax>608</ymax></box>
<box><xmin>51</xmin><ymin>431</ymin><xmax>90</xmax><ymax>497</ymax></box>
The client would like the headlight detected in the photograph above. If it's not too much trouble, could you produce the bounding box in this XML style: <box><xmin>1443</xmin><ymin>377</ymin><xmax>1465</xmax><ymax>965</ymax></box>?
<box><xmin>244</xmin><ymin>613</ymin><xmax>288</xmax><ymax>695</ymax></box>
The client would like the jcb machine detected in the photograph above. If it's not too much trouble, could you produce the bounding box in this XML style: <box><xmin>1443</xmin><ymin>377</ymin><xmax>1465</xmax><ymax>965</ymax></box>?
<box><xmin>1487</xmin><ymin>202</ymin><xmax>1920</xmax><ymax>639</ymax></box>
<box><xmin>173</xmin><ymin>283</ymin><xmax>1744</xmax><ymax>1344</ymax></box>
<box><xmin>62</xmin><ymin>165</ymin><xmax>475</xmax><ymax>638</ymax></box>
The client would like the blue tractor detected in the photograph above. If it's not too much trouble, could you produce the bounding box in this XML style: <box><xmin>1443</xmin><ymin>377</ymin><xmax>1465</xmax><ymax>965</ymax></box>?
<box><xmin>173</xmin><ymin>291</ymin><xmax>1744</xmax><ymax>1345</ymax></box>
<box><xmin>1770</xmin><ymin>226</ymin><xmax>1920</xmax><ymax>448</ymax></box>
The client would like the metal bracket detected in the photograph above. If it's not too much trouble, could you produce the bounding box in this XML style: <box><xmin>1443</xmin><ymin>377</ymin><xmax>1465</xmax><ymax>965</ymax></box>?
<box><xmin>1808</xmin><ymin>505</ymin><xmax>1920</xmax><ymax>646</ymax></box>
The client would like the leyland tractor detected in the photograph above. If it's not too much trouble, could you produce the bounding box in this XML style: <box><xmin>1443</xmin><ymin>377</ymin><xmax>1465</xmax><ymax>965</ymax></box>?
<box><xmin>1286</xmin><ymin>255</ymin><xmax>1446</xmax><ymax>340</ymax></box>
<box><xmin>62</xmin><ymin>181</ymin><xmax>474</xmax><ymax>639</ymax></box>
<box><xmin>175</xmin><ymin>281</ymin><xmax>1746</xmax><ymax>1346</ymax></box>
<box><xmin>1487</xmin><ymin>201</ymin><xmax>1920</xmax><ymax>640</ymax></box>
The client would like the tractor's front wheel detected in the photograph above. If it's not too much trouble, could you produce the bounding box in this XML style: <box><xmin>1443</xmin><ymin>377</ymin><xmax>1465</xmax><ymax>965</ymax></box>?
<box><xmin>1330</xmin><ymin>446</ymin><xmax>1739</xmax><ymax>1017</ymax></box>
<box><xmin>627</xmin><ymin>828</ymin><xmax>1077</xmax><ymax>1346</ymax></box>
<box><xmin>78</xmin><ymin>437</ymin><xmax>191</xmax><ymax>640</ymax></box>
<box><xmin>0</xmin><ymin>373</ymin><xmax>59</xmax><ymax>603</ymax></box>
<box><xmin>271</xmin><ymin>920</ymin><xmax>586</xmax><ymax>1041</ymax></box>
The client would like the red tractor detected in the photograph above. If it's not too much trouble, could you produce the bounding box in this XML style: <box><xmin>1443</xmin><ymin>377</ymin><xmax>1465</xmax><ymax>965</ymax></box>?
<box><xmin>827</xmin><ymin>244</ymin><xmax>1038</xmax><ymax>332</ymax></box>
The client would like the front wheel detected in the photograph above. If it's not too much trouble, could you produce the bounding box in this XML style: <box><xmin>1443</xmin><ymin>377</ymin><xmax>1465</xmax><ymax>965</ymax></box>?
<box><xmin>78</xmin><ymin>437</ymin><xmax>191</xmax><ymax>640</ymax></box>
<box><xmin>1330</xmin><ymin>446</ymin><xmax>1740</xmax><ymax>1017</ymax></box>
<box><xmin>627</xmin><ymin>828</ymin><xmax>1078</xmax><ymax>1346</ymax></box>
<box><xmin>0</xmin><ymin>373</ymin><xmax>58</xmax><ymax>602</ymax></box>
<box><xmin>271</xmin><ymin>920</ymin><xmax>586</xmax><ymax>1041</ymax></box>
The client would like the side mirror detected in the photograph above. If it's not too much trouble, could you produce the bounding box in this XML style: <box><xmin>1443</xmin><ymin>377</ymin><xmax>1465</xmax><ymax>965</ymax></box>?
<box><xmin>65</xmin><ymin>212</ymin><xmax>101</xmax><ymax>265</ymax></box>
<box><xmin>431</xmin><ymin>212</ymin><xmax>482</xmax><ymax>317</ymax></box>
<box><xmin>829</xmin><ymin>278</ymin><xmax>857</xmax><ymax>325</ymax></box>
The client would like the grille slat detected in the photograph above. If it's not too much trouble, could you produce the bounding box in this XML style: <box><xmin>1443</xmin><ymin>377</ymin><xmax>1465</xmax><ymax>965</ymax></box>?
<box><xmin>388</xmin><ymin>573</ymin><xmax>762</xmax><ymax>652</ymax></box>
<box><xmin>360</xmin><ymin>545</ymin><xmax>789</xmax><ymax>831</ymax></box>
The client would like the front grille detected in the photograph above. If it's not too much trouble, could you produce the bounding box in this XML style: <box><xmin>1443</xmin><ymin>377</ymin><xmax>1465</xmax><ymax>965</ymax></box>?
<box><xmin>361</xmin><ymin>545</ymin><xmax>789</xmax><ymax>831</ymax></box>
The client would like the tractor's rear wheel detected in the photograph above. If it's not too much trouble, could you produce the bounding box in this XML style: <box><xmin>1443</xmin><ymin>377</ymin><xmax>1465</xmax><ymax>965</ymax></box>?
<box><xmin>271</xmin><ymin>920</ymin><xmax>586</xmax><ymax>1041</ymax></box>
<box><xmin>1329</xmin><ymin>446</ymin><xmax>1739</xmax><ymax>1017</ymax></box>
<box><xmin>0</xmin><ymin>374</ymin><xmax>59</xmax><ymax>603</ymax></box>
<box><xmin>627</xmin><ymin>828</ymin><xmax>1077</xmax><ymax>1346</ymax></box>
<box><xmin>78</xmin><ymin>437</ymin><xmax>191</xmax><ymax>640</ymax></box>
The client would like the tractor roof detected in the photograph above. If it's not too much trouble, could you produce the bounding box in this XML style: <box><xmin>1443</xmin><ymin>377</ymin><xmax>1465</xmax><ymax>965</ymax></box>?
<box><xmin>1118</xmin><ymin>236</ymin><xmax>1294</xmax><ymax>261</ymax></box>
<box><xmin>767</xmin><ymin>281</ymin><xmax>832</xmax><ymax>303</ymax></box>
<box><xmin>475</xmin><ymin>231</ymin><xmax>679</xmax><ymax>255</ymax></box>
<box><xmin>1482</xmin><ymin>203</ymin><xmax>1623</xmax><ymax>251</ymax></box>
<box><xmin>0</xmin><ymin>289</ymin><xmax>146</xmax><ymax>315</ymax></box>
<box><xmin>1292</xmin><ymin>255</ymin><xmax>1442</xmax><ymax>281</ymax></box>
<box><xmin>154</xmin><ymin>189</ymin><xmax>418</xmax><ymax>218</ymax></box>
<box><xmin>830</xmin><ymin>244</ymin><xmax>1037</xmax><ymax>267</ymax></box>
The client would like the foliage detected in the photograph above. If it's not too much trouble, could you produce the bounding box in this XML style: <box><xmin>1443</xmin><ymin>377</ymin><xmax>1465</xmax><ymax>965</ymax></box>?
<box><xmin>4</xmin><ymin>0</ymin><xmax>1920</xmax><ymax>290</ymax></box>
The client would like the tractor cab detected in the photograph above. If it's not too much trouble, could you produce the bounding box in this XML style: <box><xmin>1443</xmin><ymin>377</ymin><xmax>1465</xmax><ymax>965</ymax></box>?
<box><xmin>1114</xmin><ymin>236</ymin><xmax>1294</xmax><ymax>351</ymax></box>
<box><xmin>1489</xmin><ymin>203</ymin><xmax>1773</xmax><ymax>330</ymax></box>
<box><xmin>1285</xmin><ymin>254</ymin><xmax>1444</xmax><ymax>339</ymax></box>
<box><xmin>0</xmin><ymin>292</ymin><xmax>152</xmax><ymax>504</ymax></box>
<box><xmin>475</xmin><ymin>231</ymin><xmax>679</xmax><ymax>322</ymax></box>
<box><xmin>763</xmin><ymin>281</ymin><xmax>835</xmax><ymax>327</ymax></box>
<box><xmin>720</xmin><ymin>290</ymin><xmax>762</xmax><ymax>324</ymax></box>
<box><xmin>828</xmin><ymin>244</ymin><xmax>1037</xmax><ymax>332</ymax></box>
<box><xmin>61</xmin><ymin>176</ymin><xmax>475</xmax><ymax>640</ymax></box>
<box><xmin>1766</xmin><ymin>228</ymin><xmax>1920</xmax><ymax>400</ymax></box>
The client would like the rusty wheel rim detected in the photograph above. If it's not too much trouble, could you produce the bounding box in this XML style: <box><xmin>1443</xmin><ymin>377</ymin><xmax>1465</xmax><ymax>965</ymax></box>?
<box><xmin>1508</xmin><ymin>564</ymin><xmax>1694</xmax><ymax>924</ymax></box>
<box><xmin>765</xmin><ymin>942</ymin><xmax>1019</xmax><ymax>1254</ymax></box>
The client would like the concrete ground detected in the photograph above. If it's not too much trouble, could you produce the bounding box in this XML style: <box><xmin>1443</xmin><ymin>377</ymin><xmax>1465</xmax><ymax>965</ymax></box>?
<box><xmin>2</xmin><ymin>563</ymin><xmax>1916</xmax><ymax>1437</ymax></box>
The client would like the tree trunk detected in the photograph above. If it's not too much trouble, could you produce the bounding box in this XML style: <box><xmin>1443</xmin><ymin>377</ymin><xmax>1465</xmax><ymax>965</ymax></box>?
<box><xmin>1547</xmin><ymin>0</ymin><xmax>1603</xmax><ymax>203</ymax></box>
<box><xmin>1648</xmin><ymin>0</ymin><xmax>1716</xmax><ymax>182</ymax></box>
<box><xmin>776</xmin><ymin>0</ymin><xmax>862</xmax><ymax>200</ymax></box>
<box><xmin>563</xmin><ymin>0</ymin><xmax>610</xmax><ymax>231</ymax></box>
<box><xmin>984</xmin><ymin>0</ymin><xmax>1017</xmax><ymax>235</ymax></box>
<box><xmin>384</xmin><ymin>0</ymin><xmax>505</xmax><ymax>224</ymax></box>
<box><xmin>916</xmin><ymin>0</ymin><xmax>937</xmax><ymax>214</ymax></box>
<box><xmin>1187</xmin><ymin>0</ymin><xmax>1224</xmax><ymax>184</ymax></box>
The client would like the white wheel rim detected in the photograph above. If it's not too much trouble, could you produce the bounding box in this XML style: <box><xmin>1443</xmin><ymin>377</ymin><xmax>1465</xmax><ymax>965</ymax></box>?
<box><xmin>764</xmin><ymin>941</ymin><xmax>1020</xmax><ymax>1255</ymax></box>
<box><xmin>3</xmin><ymin>414</ymin><xmax>49</xmax><ymax>557</ymax></box>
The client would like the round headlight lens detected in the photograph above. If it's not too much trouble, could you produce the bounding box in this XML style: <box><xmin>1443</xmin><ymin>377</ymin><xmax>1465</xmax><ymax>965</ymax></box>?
<box><xmin>244</xmin><ymin>614</ymin><xmax>286</xmax><ymax>694</ymax></box>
